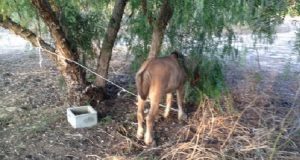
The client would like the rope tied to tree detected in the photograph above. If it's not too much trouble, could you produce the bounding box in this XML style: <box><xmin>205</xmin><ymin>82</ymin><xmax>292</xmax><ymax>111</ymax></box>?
<box><xmin>35</xmin><ymin>37</ymin><xmax>179</xmax><ymax>112</ymax></box>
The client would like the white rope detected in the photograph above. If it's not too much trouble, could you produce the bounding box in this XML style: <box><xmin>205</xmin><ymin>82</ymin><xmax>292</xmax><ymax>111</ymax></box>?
<box><xmin>36</xmin><ymin>37</ymin><xmax>178</xmax><ymax>112</ymax></box>
<box><xmin>38</xmin><ymin>45</ymin><xmax>43</xmax><ymax>68</ymax></box>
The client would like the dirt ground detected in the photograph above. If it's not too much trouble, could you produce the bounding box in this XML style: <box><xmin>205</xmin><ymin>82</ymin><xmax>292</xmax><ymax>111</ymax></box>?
<box><xmin>0</xmin><ymin>51</ymin><xmax>192</xmax><ymax>159</ymax></box>
<box><xmin>0</xmin><ymin>48</ymin><xmax>300</xmax><ymax>159</ymax></box>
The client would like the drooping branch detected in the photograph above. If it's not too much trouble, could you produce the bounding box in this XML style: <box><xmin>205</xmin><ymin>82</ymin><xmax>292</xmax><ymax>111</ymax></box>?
<box><xmin>0</xmin><ymin>15</ymin><xmax>56</xmax><ymax>61</ymax></box>
<box><xmin>148</xmin><ymin>0</ymin><xmax>173</xmax><ymax>58</ymax></box>
<box><xmin>141</xmin><ymin>0</ymin><xmax>153</xmax><ymax>26</ymax></box>
<box><xmin>95</xmin><ymin>0</ymin><xmax>128</xmax><ymax>87</ymax></box>
<box><xmin>31</xmin><ymin>0</ymin><xmax>77</xmax><ymax>61</ymax></box>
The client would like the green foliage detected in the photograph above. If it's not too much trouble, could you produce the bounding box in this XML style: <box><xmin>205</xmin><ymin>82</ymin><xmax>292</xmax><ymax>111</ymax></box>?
<box><xmin>126</xmin><ymin>7</ymin><xmax>152</xmax><ymax>71</ymax></box>
<box><xmin>128</xmin><ymin>0</ymin><xmax>289</xmax><ymax>64</ymax></box>
<box><xmin>130</xmin><ymin>44</ymin><xmax>149</xmax><ymax>72</ymax></box>
<box><xmin>125</xmin><ymin>0</ymin><xmax>290</xmax><ymax>104</ymax></box>
<box><xmin>54</xmin><ymin>0</ymin><xmax>111</xmax><ymax>57</ymax></box>
<box><xmin>0</xmin><ymin>0</ymin><xmax>113</xmax><ymax>59</ymax></box>
<box><xmin>287</xmin><ymin>0</ymin><xmax>300</xmax><ymax>16</ymax></box>
<box><xmin>0</xmin><ymin>0</ymin><xmax>36</xmax><ymax>26</ymax></box>
<box><xmin>247</xmin><ymin>1</ymin><xmax>287</xmax><ymax>41</ymax></box>
<box><xmin>0</xmin><ymin>0</ymin><xmax>296</xmax><ymax>104</ymax></box>
<box><xmin>184</xmin><ymin>52</ymin><xmax>226</xmax><ymax>103</ymax></box>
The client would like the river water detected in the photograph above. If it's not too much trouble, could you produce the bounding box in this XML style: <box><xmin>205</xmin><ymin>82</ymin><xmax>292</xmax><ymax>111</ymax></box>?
<box><xmin>232</xmin><ymin>17</ymin><xmax>300</xmax><ymax>74</ymax></box>
<box><xmin>1</xmin><ymin>17</ymin><xmax>300</xmax><ymax>74</ymax></box>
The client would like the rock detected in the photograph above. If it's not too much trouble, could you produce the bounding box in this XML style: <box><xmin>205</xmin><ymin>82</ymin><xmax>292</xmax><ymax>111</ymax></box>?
<box><xmin>25</xmin><ymin>155</ymin><xmax>33</xmax><ymax>159</ymax></box>
<box><xmin>3</xmin><ymin>72</ymin><xmax>13</xmax><ymax>77</ymax></box>
<box><xmin>34</xmin><ymin>78</ymin><xmax>41</xmax><ymax>82</ymax></box>
<box><xmin>6</xmin><ymin>107</ymin><xmax>17</xmax><ymax>112</ymax></box>
<box><xmin>4</xmin><ymin>81</ymin><xmax>10</xmax><ymax>85</ymax></box>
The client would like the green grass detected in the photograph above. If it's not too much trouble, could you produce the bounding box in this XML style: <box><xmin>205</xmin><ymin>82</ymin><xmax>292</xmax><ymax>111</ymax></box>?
<box><xmin>19</xmin><ymin>108</ymin><xmax>62</xmax><ymax>134</ymax></box>
<box><xmin>100</xmin><ymin>115</ymin><xmax>113</xmax><ymax>125</ymax></box>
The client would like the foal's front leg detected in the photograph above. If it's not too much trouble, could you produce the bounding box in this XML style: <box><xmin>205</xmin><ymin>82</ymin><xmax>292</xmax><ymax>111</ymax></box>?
<box><xmin>177</xmin><ymin>86</ymin><xmax>187</xmax><ymax>120</ymax></box>
<box><xmin>136</xmin><ymin>95</ymin><xmax>145</xmax><ymax>139</ymax></box>
<box><xmin>163</xmin><ymin>93</ymin><xmax>172</xmax><ymax>118</ymax></box>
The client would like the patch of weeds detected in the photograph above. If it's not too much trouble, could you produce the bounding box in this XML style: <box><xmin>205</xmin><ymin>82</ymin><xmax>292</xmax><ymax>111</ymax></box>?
<box><xmin>126</xmin><ymin>83</ymin><xmax>136</xmax><ymax>94</ymax></box>
<box><xmin>128</xmin><ymin>113</ymin><xmax>136</xmax><ymax>122</ymax></box>
<box><xmin>28</xmin><ymin>122</ymin><xmax>49</xmax><ymax>133</ymax></box>
<box><xmin>100</xmin><ymin>115</ymin><xmax>113</xmax><ymax>125</ymax></box>
<box><xmin>221</xmin><ymin>94</ymin><xmax>236</xmax><ymax>113</ymax></box>
<box><xmin>0</xmin><ymin>116</ymin><xmax>12</xmax><ymax>128</ymax></box>
<box><xmin>15</xmin><ymin>142</ymin><xmax>27</xmax><ymax>152</ymax></box>
<box><xmin>58</xmin><ymin>76</ymin><xmax>66</xmax><ymax>90</ymax></box>
<box><xmin>87</xmin><ymin>74</ymin><xmax>96</xmax><ymax>82</ymax></box>
<box><xmin>254</xmin><ymin>72</ymin><xmax>262</xmax><ymax>83</ymax></box>
<box><xmin>136</xmin><ymin>155</ymin><xmax>159</xmax><ymax>160</ymax></box>
<box><xmin>21</xmin><ymin>111</ymin><xmax>61</xmax><ymax>134</ymax></box>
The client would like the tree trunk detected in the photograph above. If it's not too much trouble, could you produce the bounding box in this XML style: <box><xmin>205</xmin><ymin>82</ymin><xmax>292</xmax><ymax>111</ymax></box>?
<box><xmin>31</xmin><ymin>0</ymin><xmax>104</xmax><ymax>105</ymax></box>
<box><xmin>148</xmin><ymin>0</ymin><xmax>173</xmax><ymax>58</ymax></box>
<box><xmin>95</xmin><ymin>0</ymin><xmax>128</xmax><ymax>87</ymax></box>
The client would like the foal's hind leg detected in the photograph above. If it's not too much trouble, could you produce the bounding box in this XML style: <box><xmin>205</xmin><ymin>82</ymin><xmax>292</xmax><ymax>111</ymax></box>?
<box><xmin>163</xmin><ymin>93</ymin><xmax>172</xmax><ymax>118</ymax></box>
<box><xmin>177</xmin><ymin>86</ymin><xmax>187</xmax><ymax>120</ymax></box>
<box><xmin>144</xmin><ymin>90</ymin><xmax>161</xmax><ymax>146</ymax></box>
<box><xmin>137</xmin><ymin>95</ymin><xmax>145</xmax><ymax>139</ymax></box>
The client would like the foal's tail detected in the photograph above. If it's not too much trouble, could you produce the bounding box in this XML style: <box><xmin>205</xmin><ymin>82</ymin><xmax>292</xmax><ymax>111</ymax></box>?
<box><xmin>136</xmin><ymin>59</ymin><xmax>151</xmax><ymax>100</ymax></box>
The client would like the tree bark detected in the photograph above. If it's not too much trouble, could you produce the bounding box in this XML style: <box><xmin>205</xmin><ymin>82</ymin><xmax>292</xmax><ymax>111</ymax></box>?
<box><xmin>31</xmin><ymin>0</ymin><xmax>104</xmax><ymax>105</ymax></box>
<box><xmin>95</xmin><ymin>0</ymin><xmax>128</xmax><ymax>87</ymax></box>
<box><xmin>148</xmin><ymin>0</ymin><xmax>173</xmax><ymax>58</ymax></box>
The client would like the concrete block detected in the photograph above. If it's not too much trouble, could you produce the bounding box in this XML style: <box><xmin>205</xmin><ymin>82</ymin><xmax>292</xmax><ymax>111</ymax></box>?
<box><xmin>67</xmin><ymin>105</ymin><xmax>97</xmax><ymax>128</ymax></box>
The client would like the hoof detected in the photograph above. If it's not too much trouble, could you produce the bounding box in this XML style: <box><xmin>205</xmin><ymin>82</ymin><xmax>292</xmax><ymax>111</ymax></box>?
<box><xmin>147</xmin><ymin>140</ymin><xmax>157</xmax><ymax>147</ymax></box>
<box><xmin>137</xmin><ymin>133</ymin><xmax>143</xmax><ymax>140</ymax></box>
<box><xmin>144</xmin><ymin>138</ymin><xmax>156</xmax><ymax>147</ymax></box>
<box><xmin>163</xmin><ymin>112</ymin><xmax>169</xmax><ymax>119</ymax></box>
<box><xmin>178</xmin><ymin>112</ymin><xmax>187</xmax><ymax>121</ymax></box>
<box><xmin>144</xmin><ymin>133</ymin><xmax>155</xmax><ymax>146</ymax></box>
<box><xmin>137</xmin><ymin>129</ymin><xmax>144</xmax><ymax>140</ymax></box>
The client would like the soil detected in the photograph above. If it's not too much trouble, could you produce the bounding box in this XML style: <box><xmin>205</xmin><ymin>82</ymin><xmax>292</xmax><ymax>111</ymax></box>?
<box><xmin>0</xmin><ymin>51</ymin><xmax>193</xmax><ymax>159</ymax></box>
<box><xmin>1</xmin><ymin>37</ymin><xmax>300</xmax><ymax>159</ymax></box>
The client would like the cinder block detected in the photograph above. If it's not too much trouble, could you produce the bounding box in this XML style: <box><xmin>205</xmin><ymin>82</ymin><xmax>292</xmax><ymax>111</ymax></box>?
<box><xmin>67</xmin><ymin>105</ymin><xmax>97</xmax><ymax>128</ymax></box>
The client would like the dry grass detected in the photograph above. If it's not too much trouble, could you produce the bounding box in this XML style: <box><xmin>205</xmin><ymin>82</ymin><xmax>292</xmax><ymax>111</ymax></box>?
<box><xmin>158</xmin><ymin>96</ymin><xmax>299</xmax><ymax>160</ymax></box>
<box><xmin>156</xmin><ymin>71</ymin><xmax>300</xmax><ymax>160</ymax></box>
<box><xmin>94</xmin><ymin>69</ymin><xmax>300</xmax><ymax>160</ymax></box>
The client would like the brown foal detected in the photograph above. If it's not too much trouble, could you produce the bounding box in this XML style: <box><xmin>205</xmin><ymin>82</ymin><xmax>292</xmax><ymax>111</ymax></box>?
<box><xmin>135</xmin><ymin>51</ymin><xmax>187</xmax><ymax>146</ymax></box>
